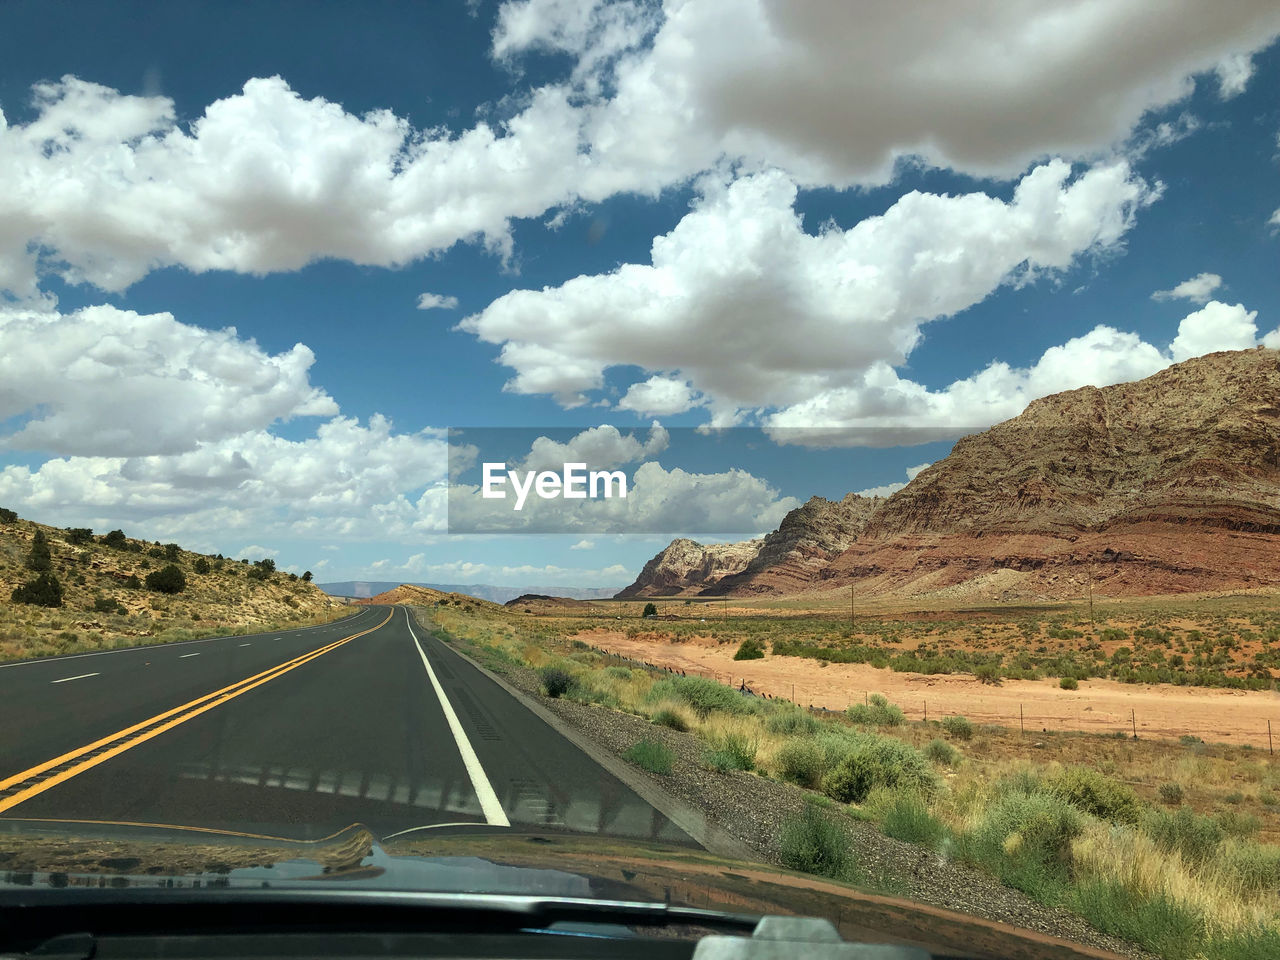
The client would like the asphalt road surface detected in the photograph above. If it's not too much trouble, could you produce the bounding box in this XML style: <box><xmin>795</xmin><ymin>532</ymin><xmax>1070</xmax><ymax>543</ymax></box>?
<box><xmin>0</xmin><ymin>606</ymin><xmax>692</xmax><ymax>844</ymax></box>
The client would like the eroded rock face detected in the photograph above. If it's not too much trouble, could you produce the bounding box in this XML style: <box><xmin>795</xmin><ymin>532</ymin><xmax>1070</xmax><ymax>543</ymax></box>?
<box><xmin>619</xmin><ymin>349</ymin><xmax>1280</xmax><ymax>600</ymax></box>
<box><xmin>615</xmin><ymin>537</ymin><xmax>763</xmax><ymax>597</ymax></box>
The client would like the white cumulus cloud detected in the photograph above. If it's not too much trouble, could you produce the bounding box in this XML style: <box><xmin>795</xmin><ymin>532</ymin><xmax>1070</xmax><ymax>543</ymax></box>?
<box><xmin>1152</xmin><ymin>272</ymin><xmax>1224</xmax><ymax>304</ymax></box>
<box><xmin>416</xmin><ymin>292</ymin><xmax>460</xmax><ymax>311</ymax></box>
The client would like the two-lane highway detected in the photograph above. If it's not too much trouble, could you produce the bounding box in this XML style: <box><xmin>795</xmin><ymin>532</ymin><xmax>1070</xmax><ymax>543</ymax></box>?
<box><xmin>0</xmin><ymin>606</ymin><xmax>693</xmax><ymax>845</ymax></box>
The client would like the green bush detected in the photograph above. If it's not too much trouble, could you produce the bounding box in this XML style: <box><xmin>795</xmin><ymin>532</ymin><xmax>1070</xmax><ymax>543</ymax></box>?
<box><xmin>122</xmin><ymin>574</ymin><xmax>142</xmax><ymax>589</ymax></box>
<box><xmin>145</xmin><ymin>564</ymin><xmax>187</xmax><ymax>594</ymax></box>
<box><xmin>641</xmin><ymin>602</ymin><xmax>658</xmax><ymax>618</ymax></box>
<box><xmin>92</xmin><ymin>596</ymin><xmax>118</xmax><ymax>613</ymax></box>
<box><xmin>880</xmin><ymin>793</ymin><xmax>948</xmax><ymax>848</ymax></box>
<box><xmin>1069</xmin><ymin>880</ymin><xmax>1205</xmax><ymax>960</ymax></box>
<box><xmin>25</xmin><ymin>530</ymin><xmax>52</xmax><ymax>572</ymax></box>
<box><xmin>1059</xmin><ymin>676</ymin><xmax>1079</xmax><ymax>690</ymax></box>
<box><xmin>650</xmin><ymin>708</ymin><xmax>687</xmax><ymax>731</ymax></box>
<box><xmin>1215</xmin><ymin>809</ymin><xmax>1260</xmax><ymax>839</ymax></box>
<box><xmin>733</xmin><ymin>637</ymin><xmax>765</xmax><ymax>661</ymax></box>
<box><xmin>0</xmin><ymin>507</ymin><xmax>17</xmax><ymax>523</ymax></box>
<box><xmin>648</xmin><ymin>675</ymin><xmax>753</xmax><ymax>717</ymax></box>
<box><xmin>1048</xmin><ymin>767</ymin><xmax>1143</xmax><ymax>825</ymax></box>
<box><xmin>604</xmin><ymin>665</ymin><xmax>633</xmax><ymax>680</ymax></box>
<box><xmin>11</xmin><ymin>572</ymin><xmax>63</xmax><ymax>608</ymax></box>
<box><xmin>925</xmin><ymin>738</ymin><xmax>960</xmax><ymax>766</ymax></box>
<box><xmin>147</xmin><ymin>546</ymin><xmax>166</xmax><ymax>559</ymax></box>
<box><xmin>1158</xmin><ymin>782</ymin><xmax>1184</xmax><ymax>805</ymax></box>
<box><xmin>538</xmin><ymin>666</ymin><xmax>574</xmax><ymax>698</ymax></box>
<box><xmin>963</xmin><ymin>790</ymin><xmax>1083</xmax><ymax>899</ymax></box>
<box><xmin>704</xmin><ymin>731</ymin><xmax>756</xmax><ymax>772</ymax></box>
<box><xmin>776</xmin><ymin>739</ymin><xmax>825</xmax><ymax>789</ymax></box>
<box><xmin>622</xmin><ymin>738</ymin><xmax>673</xmax><ymax>774</ymax></box>
<box><xmin>778</xmin><ymin>803</ymin><xmax>852</xmax><ymax>879</ymax></box>
<box><xmin>941</xmin><ymin>715</ymin><xmax>974</xmax><ymax>740</ymax></box>
<box><xmin>193</xmin><ymin>557</ymin><xmax>211</xmax><ymax>575</ymax></box>
<box><xmin>1142</xmin><ymin>807</ymin><xmax>1223</xmax><ymax>866</ymax></box>
<box><xmin>1220</xmin><ymin>841</ymin><xmax>1280</xmax><ymax>896</ymax></box>
<box><xmin>822</xmin><ymin>736</ymin><xmax>938</xmax><ymax>804</ymax></box>
<box><xmin>974</xmin><ymin>664</ymin><xmax>1002</xmax><ymax>684</ymax></box>
<box><xmin>765</xmin><ymin>708</ymin><xmax>819</xmax><ymax>737</ymax></box>
<box><xmin>66</xmin><ymin>527</ymin><xmax>94</xmax><ymax>545</ymax></box>
<box><xmin>846</xmin><ymin>693</ymin><xmax>904</xmax><ymax>726</ymax></box>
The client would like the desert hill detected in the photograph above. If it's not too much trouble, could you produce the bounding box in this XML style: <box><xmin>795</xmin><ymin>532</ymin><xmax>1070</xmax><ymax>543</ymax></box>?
<box><xmin>353</xmin><ymin>582</ymin><xmax>506</xmax><ymax>612</ymax></box>
<box><xmin>0</xmin><ymin>509</ymin><xmax>342</xmax><ymax>662</ymax></box>
<box><xmin>621</xmin><ymin>348</ymin><xmax>1280</xmax><ymax>600</ymax></box>
<box><xmin>614</xmin><ymin>537</ymin><xmax>763</xmax><ymax>598</ymax></box>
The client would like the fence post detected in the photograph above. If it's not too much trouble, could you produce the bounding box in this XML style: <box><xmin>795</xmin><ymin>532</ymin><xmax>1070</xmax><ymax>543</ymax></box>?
<box><xmin>1269</xmin><ymin>720</ymin><xmax>1273</xmax><ymax>756</ymax></box>
<box><xmin>1131</xmin><ymin>709</ymin><xmax>1137</xmax><ymax>740</ymax></box>
<box><xmin>1019</xmin><ymin>703</ymin><xmax>1024</xmax><ymax>736</ymax></box>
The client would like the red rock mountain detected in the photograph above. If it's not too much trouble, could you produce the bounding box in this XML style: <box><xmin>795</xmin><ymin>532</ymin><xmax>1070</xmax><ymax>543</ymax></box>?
<box><xmin>618</xmin><ymin>349</ymin><xmax>1280</xmax><ymax>600</ymax></box>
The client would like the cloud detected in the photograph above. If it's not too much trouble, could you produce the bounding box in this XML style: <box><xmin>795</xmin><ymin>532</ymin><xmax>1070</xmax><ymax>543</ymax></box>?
<box><xmin>1215</xmin><ymin>52</ymin><xmax>1255</xmax><ymax>97</ymax></box>
<box><xmin>1152</xmin><ymin>272</ymin><xmax>1223</xmax><ymax>304</ymax></box>
<box><xmin>570</xmin><ymin>539</ymin><xmax>595</xmax><ymax>550</ymax></box>
<box><xmin>392</xmin><ymin>556</ymin><xmax>634</xmax><ymax>586</ymax></box>
<box><xmin>0</xmin><ymin>414</ymin><xmax>451</xmax><ymax>547</ymax></box>
<box><xmin>3</xmin><ymin>6</ymin><xmax>1277</xmax><ymax>297</ymax></box>
<box><xmin>416</xmin><ymin>292</ymin><xmax>460</xmax><ymax>311</ymax></box>
<box><xmin>518</xmin><ymin>422</ymin><xmax>668</xmax><ymax>471</ymax></box>
<box><xmin>616</xmin><ymin>376</ymin><xmax>702</xmax><ymax>417</ymax></box>
<box><xmin>854</xmin><ymin>462</ymin><xmax>934</xmax><ymax>499</ymax></box>
<box><xmin>238</xmin><ymin>544</ymin><xmax>278</xmax><ymax>558</ymax></box>
<box><xmin>1169</xmin><ymin>300</ymin><xmax>1260</xmax><ymax>361</ymax></box>
<box><xmin>0</xmin><ymin>303</ymin><xmax>337</xmax><ymax>456</ymax></box>
<box><xmin>768</xmin><ymin>302</ymin><xmax>1277</xmax><ymax>446</ymax></box>
<box><xmin>450</xmin><ymin>458</ymin><xmax>800</xmax><ymax>534</ymax></box>
<box><xmin>461</xmin><ymin>162</ymin><xmax>1158</xmax><ymax>416</ymax></box>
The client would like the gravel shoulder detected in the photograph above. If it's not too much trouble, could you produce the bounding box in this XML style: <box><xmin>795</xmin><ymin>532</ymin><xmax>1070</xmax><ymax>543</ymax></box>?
<box><xmin>439</xmin><ymin>626</ymin><xmax>1150</xmax><ymax>960</ymax></box>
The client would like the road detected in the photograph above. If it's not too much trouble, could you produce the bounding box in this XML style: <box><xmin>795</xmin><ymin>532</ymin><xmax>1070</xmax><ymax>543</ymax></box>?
<box><xmin>0</xmin><ymin>606</ymin><xmax>692</xmax><ymax>845</ymax></box>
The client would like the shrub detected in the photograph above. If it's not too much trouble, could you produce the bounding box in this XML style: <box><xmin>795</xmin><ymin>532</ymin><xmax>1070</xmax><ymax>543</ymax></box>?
<box><xmin>25</xmin><ymin>530</ymin><xmax>52</xmax><ymax>572</ymax></box>
<box><xmin>1216</xmin><ymin>809</ymin><xmax>1260</xmax><ymax>839</ymax></box>
<box><xmin>1220</xmin><ymin>840</ymin><xmax>1280</xmax><ymax>896</ymax></box>
<box><xmin>1142</xmin><ymin>807</ymin><xmax>1223</xmax><ymax>866</ymax></box>
<box><xmin>145</xmin><ymin>564</ymin><xmax>187</xmax><ymax>594</ymax></box>
<box><xmin>0</xmin><ymin>507</ymin><xmax>17</xmax><ymax>523</ymax></box>
<box><xmin>539</xmin><ymin>666</ymin><xmax>574</xmax><ymax>698</ymax></box>
<box><xmin>1059</xmin><ymin>676</ymin><xmax>1079</xmax><ymax>690</ymax></box>
<box><xmin>765</xmin><ymin>708</ymin><xmax>819</xmax><ymax>737</ymax></box>
<box><xmin>733</xmin><ymin>637</ymin><xmax>765</xmax><ymax>661</ymax></box>
<box><xmin>648</xmin><ymin>675</ymin><xmax>753</xmax><ymax>717</ymax></box>
<box><xmin>302</xmin><ymin>570</ymin><xmax>313</xmax><ymax>582</ymax></box>
<box><xmin>147</xmin><ymin>546</ymin><xmax>166</xmax><ymax>559</ymax></box>
<box><xmin>778</xmin><ymin>803</ymin><xmax>852</xmax><ymax>879</ymax></box>
<box><xmin>964</xmin><ymin>790</ymin><xmax>1083</xmax><ymax>898</ymax></box>
<box><xmin>880</xmin><ymin>793</ymin><xmax>948</xmax><ymax>847</ymax></box>
<box><xmin>92</xmin><ymin>596</ymin><xmax>118</xmax><ymax>613</ymax></box>
<box><xmin>1158</xmin><ymin>782</ymin><xmax>1184</xmax><ymax>806</ymax></box>
<box><xmin>192</xmin><ymin>557</ymin><xmax>211</xmax><ymax>575</ymax></box>
<box><xmin>254</xmin><ymin>558</ymin><xmax>277</xmax><ymax>573</ymax></box>
<box><xmin>846</xmin><ymin>693</ymin><xmax>904</xmax><ymax>726</ymax></box>
<box><xmin>66</xmin><ymin>527</ymin><xmax>94</xmax><ymax>545</ymax></box>
<box><xmin>925</xmin><ymin>738</ymin><xmax>960</xmax><ymax>766</ymax></box>
<box><xmin>822</xmin><ymin>736</ymin><xmax>938</xmax><ymax>804</ymax></box>
<box><xmin>1048</xmin><ymin>766</ymin><xmax>1143</xmax><ymax>825</ymax></box>
<box><xmin>11</xmin><ymin>572</ymin><xmax>63</xmax><ymax>608</ymax></box>
<box><xmin>941</xmin><ymin>715</ymin><xmax>974</xmax><ymax>740</ymax></box>
<box><xmin>703</xmin><ymin>731</ymin><xmax>756</xmax><ymax>772</ymax></box>
<box><xmin>651</xmin><ymin>708</ymin><xmax>688</xmax><ymax>731</ymax></box>
<box><xmin>1069</xmin><ymin>880</ymin><xmax>1205</xmax><ymax>960</ymax></box>
<box><xmin>622</xmin><ymin>738</ymin><xmax>673</xmax><ymax>774</ymax></box>
<box><xmin>122</xmin><ymin>574</ymin><xmax>142</xmax><ymax>589</ymax></box>
<box><xmin>776</xmin><ymin>739</ymin><xmax>825</xmax><ymax>789</ymax></box>
<box><xmin>641</xmin><ymin>602</ymin><xmax>658</xmax><ymax>618</ymax></box>
<box><xmin>164</xmin><ymin>543</ymin><xmax>181</xmax><ymax>561</ymax></box>
<box><xmin>974</xmin><ymin>664</ymin><xmax>1002</xmax><ymax>684</ymax></box>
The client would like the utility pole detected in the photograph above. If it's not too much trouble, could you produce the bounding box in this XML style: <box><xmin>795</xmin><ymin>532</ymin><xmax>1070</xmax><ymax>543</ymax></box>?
<box><xmin>850</xmin><ymin>583</ymin><xmax>854</xmax><ymax>627</ymax></box>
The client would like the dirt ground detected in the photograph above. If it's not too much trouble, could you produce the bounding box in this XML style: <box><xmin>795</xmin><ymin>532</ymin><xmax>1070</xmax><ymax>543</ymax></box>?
<box><xmin>585</xmin><ymin>629</ymin><xmax>1280</xmax><ymax>748</ymax></box>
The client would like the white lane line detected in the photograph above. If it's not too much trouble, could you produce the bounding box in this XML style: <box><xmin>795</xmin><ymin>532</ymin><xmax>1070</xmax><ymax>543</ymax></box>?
<box><xmin>50</xmin><ymin>672</ymin><xmax>99</xmax><ymax>684</ymax></box>
<box><xmin>239</xmin><ymin>643</ymin><xmax>252</xmax><ymax>647</ymax></box>
<box><xmin>179</xmin><ymin>652</ymin><xmax>201</xmax><ymax>659</ymax></box>
<box><xmin>404</xmin><ymin>608</ymin><xmax>509</xmax><ymax>828</ymax></box>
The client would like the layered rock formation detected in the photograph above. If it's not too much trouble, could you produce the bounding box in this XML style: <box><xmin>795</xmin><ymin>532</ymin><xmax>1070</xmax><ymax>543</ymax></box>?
<box><xmin>615</xmin><ymin>537</ymin><xmax>763</xmax><ymax>597</ymax></box>
<box><xmin>618</xmin><ymin>349</ymin><xmax>1280</xmax><ymax>600</ymax></box>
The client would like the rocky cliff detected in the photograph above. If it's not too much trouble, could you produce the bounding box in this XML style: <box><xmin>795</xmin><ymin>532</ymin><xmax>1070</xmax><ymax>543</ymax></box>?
<box><xmin>618</xmin><ymin>349</ymin><xmax>1280</xmax><ymax>600</ymax></box>
<box><xmin>614</xmin><ymin>537</ymin><xmax>763</xmax><ymax>597</ymax></box>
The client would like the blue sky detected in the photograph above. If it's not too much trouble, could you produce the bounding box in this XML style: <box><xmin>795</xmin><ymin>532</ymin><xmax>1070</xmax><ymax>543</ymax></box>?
<box><xmin>1</xmin><ymin>1</ymin><xmax>1279</xmax><ymax>587</ymax></box>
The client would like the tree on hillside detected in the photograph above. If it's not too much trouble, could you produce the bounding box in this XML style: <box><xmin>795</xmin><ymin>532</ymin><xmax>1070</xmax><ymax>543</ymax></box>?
<box><xmin>25</xmin><ymin>530</ymin><xmax>52</xmax><ymax>572</ymax></box>
<box><xmin>102</xmin><ymin>529</ymin><xmax>127</xmax><ymax>549</ymax></box>
<box><xmin>302</xmin><ymin>570</ymin><xmax>313</xmax><ymax>582</ymax></box>
<box><xmin>11</xmin><ymin>572</ymin><xmax>63</xmax><ymax>607</ymax></box>
<box><xmin>254</xmin><ymin>558</ymin><xmax>276</xmax><ymax>573</ymax></box>
<box><xmin>66</xmin><ymin>528</ymin><xmax>94</xmax><ymax>545</ymax></box>
<box><xmin>145</xmin><ymin>564</ymin><xmax>187</xmax><ymax>594</ymax></box>
<box><xmin>193</xmin><ymin>557</ymin><xmax>211</xmax><ymax>575</ymax></box>
<box><xmin>164</xmin><ymin>543</ymin><xmax>181</xmax><ymax>561</ymax></box>
<box><xmin>642</xmin><ymin>602</ymin><xmax>658</xmax><ymax>618</ymax></box>
<box><xmin>0</xmin><ymin>507</ymin><xmax>17</xmax><ymax>524</ymax></box>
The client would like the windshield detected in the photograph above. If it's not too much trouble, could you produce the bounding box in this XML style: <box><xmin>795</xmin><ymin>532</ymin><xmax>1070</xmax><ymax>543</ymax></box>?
<box><xmin>2</xmin><ymin>3</ymin><xmax>1279</xmax><ymax>959</ymax></box>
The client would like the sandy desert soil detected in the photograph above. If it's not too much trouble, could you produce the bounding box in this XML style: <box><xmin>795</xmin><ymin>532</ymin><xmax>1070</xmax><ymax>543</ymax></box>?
<box><xmin>585</xmin><ymin>629</ymin><xmax>1280</xmax><ymax>747</ymax></box>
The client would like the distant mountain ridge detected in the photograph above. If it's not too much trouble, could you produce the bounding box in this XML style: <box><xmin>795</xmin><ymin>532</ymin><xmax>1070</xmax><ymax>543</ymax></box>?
<box><xmin>619</xmin><ymin>348</ymin><xmax>1280</xmax><ymax>600</ymax></box>
<box><xmin>320</xmin><ymin>580</ymin><xmax>618</xmax><ymax>604</ymax></box>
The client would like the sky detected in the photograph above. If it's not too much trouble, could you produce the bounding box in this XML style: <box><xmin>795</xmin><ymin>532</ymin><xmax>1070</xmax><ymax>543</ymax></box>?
<box><xmin>1</xmin><ymin>0</ymin><xmax>1279</xmax><ymax>588</ymax></box>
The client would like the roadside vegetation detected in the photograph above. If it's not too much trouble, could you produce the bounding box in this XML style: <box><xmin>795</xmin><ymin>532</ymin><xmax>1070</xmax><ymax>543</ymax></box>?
<box><xmin>0</xmin><ymin>509</ymin><xmax>346</xmax><ymax>662</ymax></box>
<box><xmin>421</xmin><ymin>597</ymin><xmax>1280</xmax><ymax>960</ymax></box>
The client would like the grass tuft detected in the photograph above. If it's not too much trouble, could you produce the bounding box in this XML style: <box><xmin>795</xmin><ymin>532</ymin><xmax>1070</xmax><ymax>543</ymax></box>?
<box><xmin>622</xmin><ymin>738</ymin><xmax>674</xmax><ymax>775</ymax></box>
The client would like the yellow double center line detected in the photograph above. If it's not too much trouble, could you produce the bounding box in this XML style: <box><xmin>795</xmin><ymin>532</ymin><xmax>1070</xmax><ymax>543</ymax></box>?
<box><xmin>0</xmin><ymin>608</ymin><xmax>393</xmax><ymax>815</ymax></box>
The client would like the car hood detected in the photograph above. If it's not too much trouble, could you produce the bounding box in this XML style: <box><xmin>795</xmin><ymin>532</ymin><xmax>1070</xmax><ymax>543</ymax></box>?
<box><xmin>0</xmin><ymin>820</ymin><xmax>1121</xmax><ymax>960</ymax></box>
